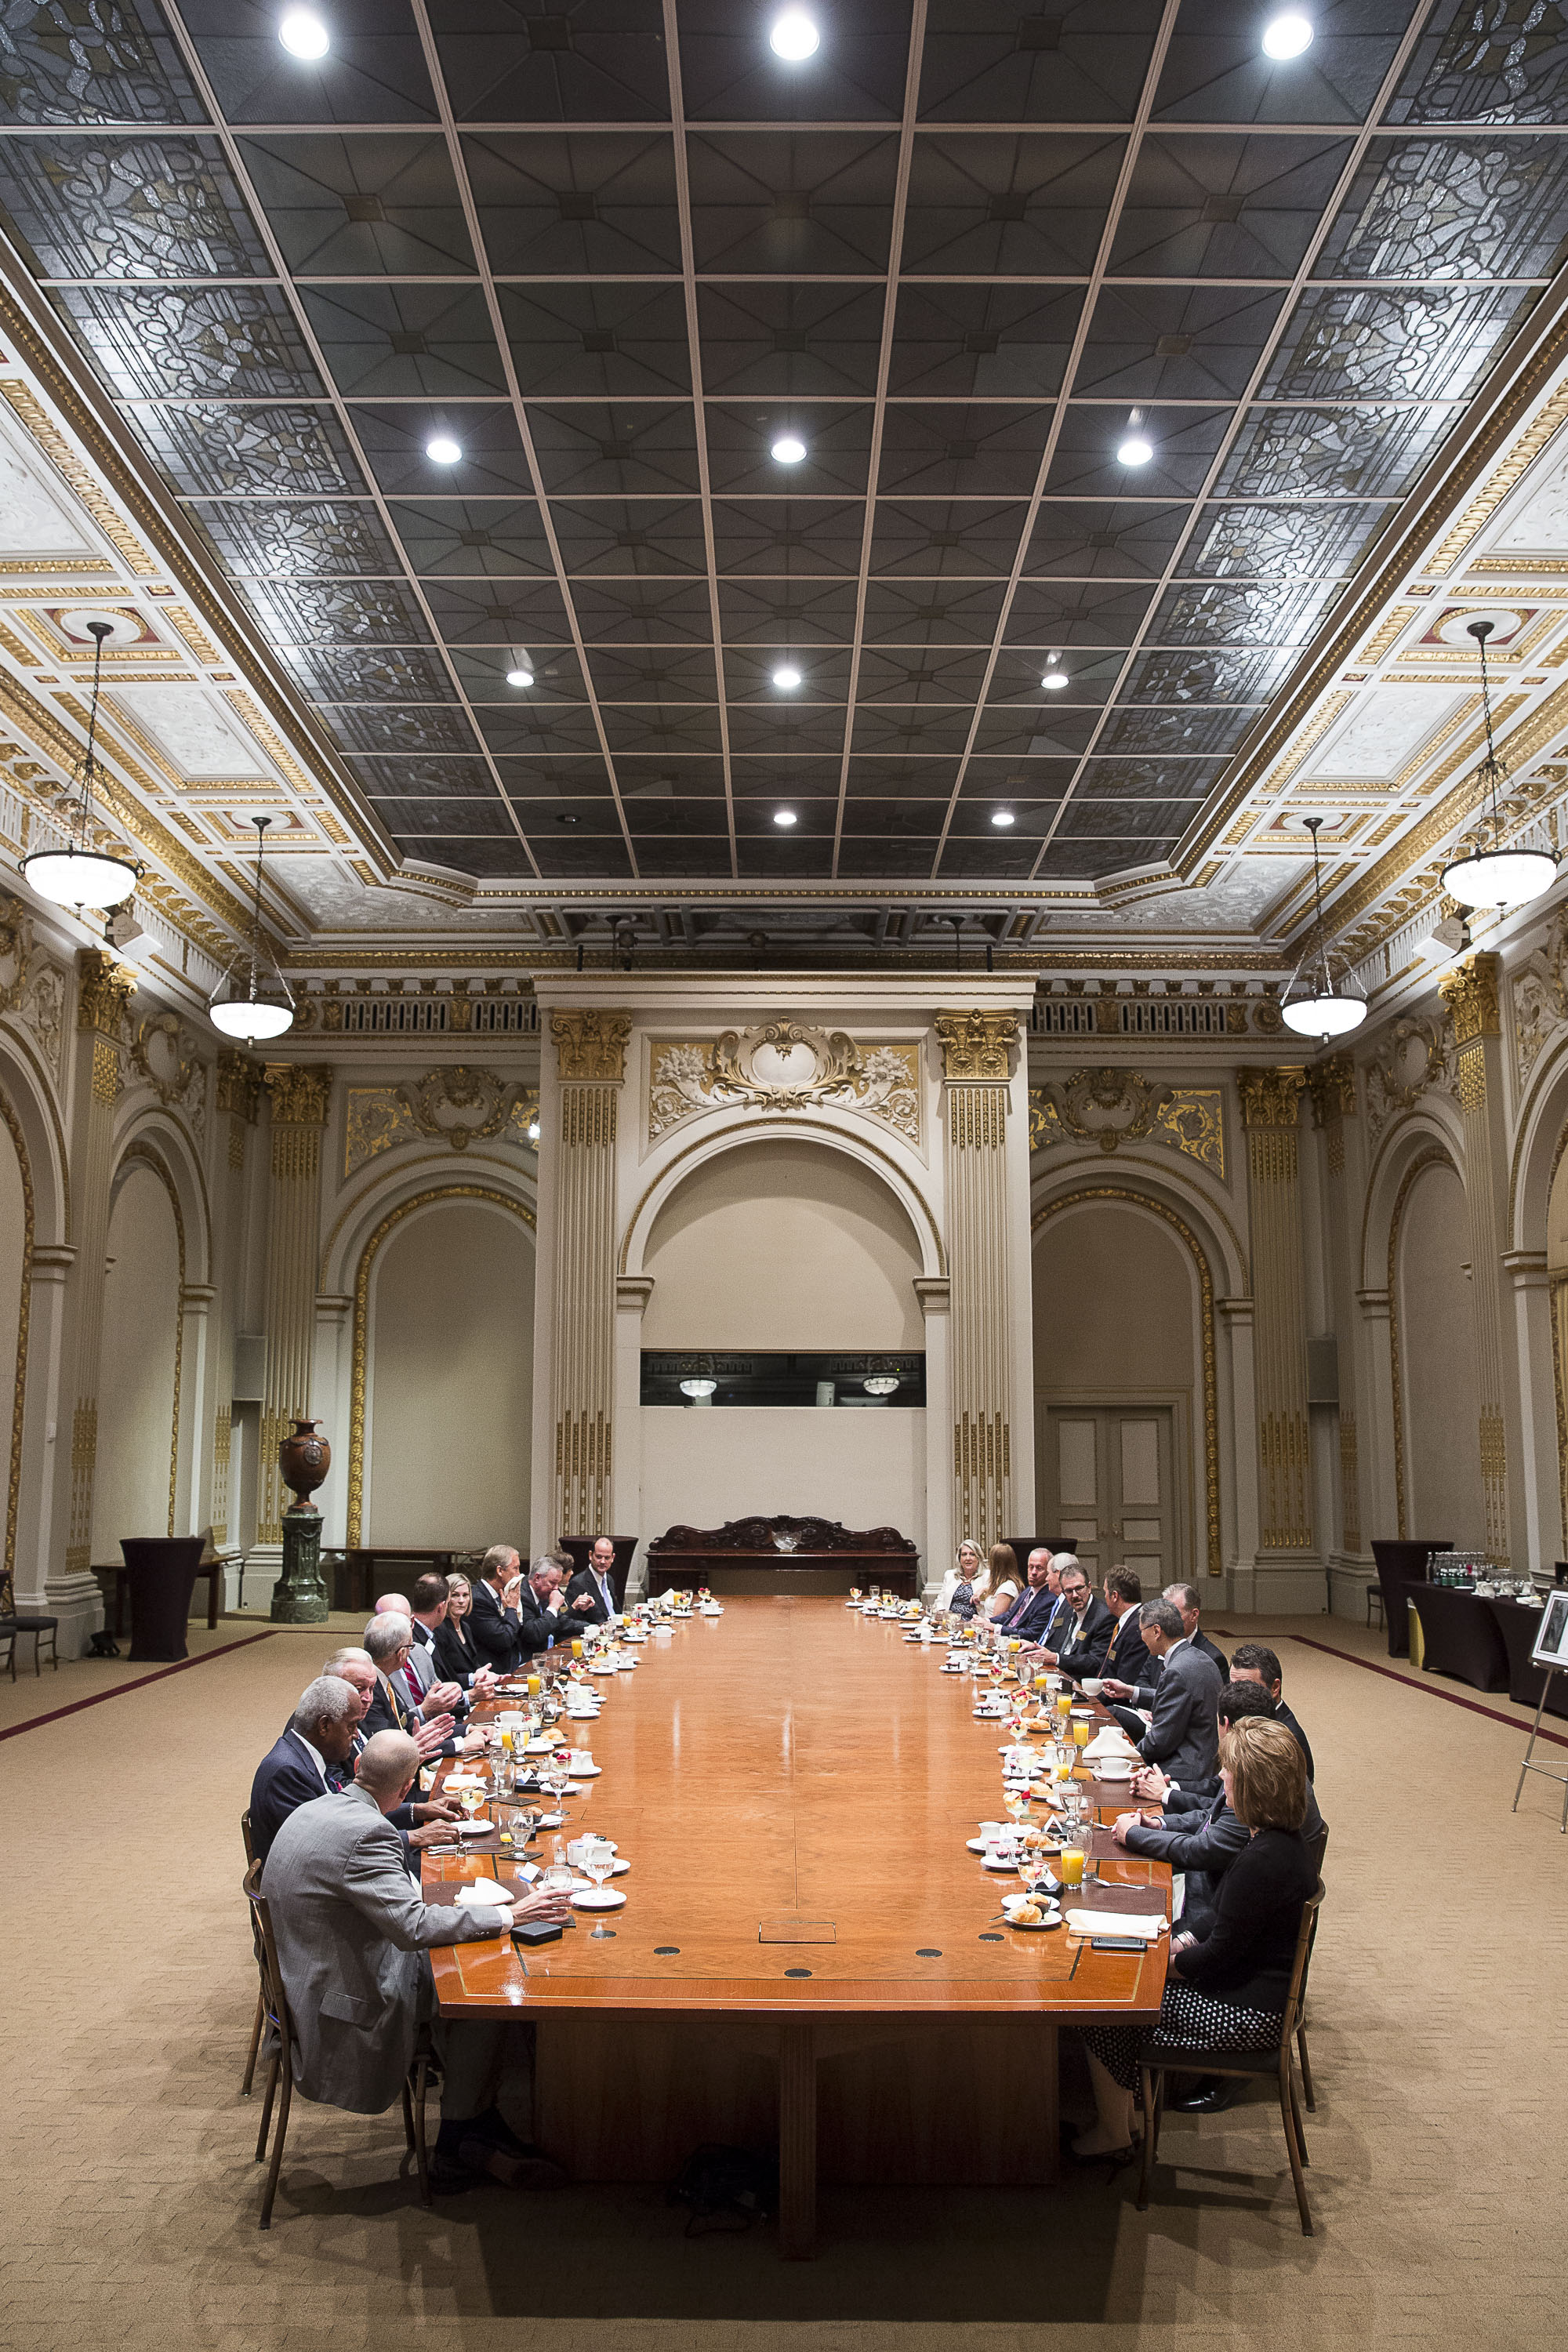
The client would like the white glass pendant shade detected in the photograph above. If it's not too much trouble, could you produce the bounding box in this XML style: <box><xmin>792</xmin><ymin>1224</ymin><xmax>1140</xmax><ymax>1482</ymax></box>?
<box><xmin>209</xmin><ymin>815</ymin><xmax>293</xmax><ymax>1041</ymax></box>
<box><xmin>20</xmin><ymin>846</ymin><xmax>139</xmax><ymax>907</ymax></box>
<box><xmin>209</xmin><ymin>989</ymin><xmax>294</xmax><ymax>1042</ymax></box>
<box><xmin>1441</xmin><ymin>845</ymin><xmax>1557</xmax><ymax>908</ymax></box>
<box><xmin>1281</xmin><ymin>991</ymin><xmax>1366</xmax><ymax>1041</ymax></box>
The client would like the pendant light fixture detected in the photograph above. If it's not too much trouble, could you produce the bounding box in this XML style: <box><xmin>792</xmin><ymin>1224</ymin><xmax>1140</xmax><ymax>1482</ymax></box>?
<box><xmin>20</xmin><ymin>619</ymin><xmax>142</xmax><ymax>909</ymax></box>
<box><xmin>1281</xmin><ymin>816</ymin><xmax>1367</xmax><ymax>1042</ymax></box>
<box><xmin>209</xmin><ymin>815</ymin><xmax>295</xmax><ymax>1041</ymax></box>
<box><xmin>1441</xmin><ymin>618</ymin><xmax>1557</xmax><ymax>908</ymax></box>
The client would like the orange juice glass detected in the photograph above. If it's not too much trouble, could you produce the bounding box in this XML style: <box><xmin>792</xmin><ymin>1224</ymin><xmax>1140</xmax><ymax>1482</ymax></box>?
<box><xmin>1073</xmin><ymin>1720</ymin><xmax>1091</xmax><ymax>1753</ymax></box>
<box><xmin>1060</xmin><ymin>1846</ymin><xmax>1084</xmax><ymax>1887</ymax></box>
<box><xmin>527</xmin><ymin>1673</ymin><xmax>541</xmax><ymax>1698</ymax></box>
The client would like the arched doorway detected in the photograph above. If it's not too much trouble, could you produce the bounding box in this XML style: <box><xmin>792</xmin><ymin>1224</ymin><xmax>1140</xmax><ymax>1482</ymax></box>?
<box><xmin>93</xmin><ymin>1153</ymin><xmax>184</xmax><ymax>1553</ymax></box>
<box><xmin>1390</xmin><ymin>1152</ymin><xmax>1482</xmax><ymax>1544</ymax></box>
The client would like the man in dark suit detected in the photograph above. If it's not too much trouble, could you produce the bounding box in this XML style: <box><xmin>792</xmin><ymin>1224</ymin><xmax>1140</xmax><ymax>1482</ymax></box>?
<box><xmin>1230</xmin><ymin>1640</ymin><xmax>1315</xmax><ymax>1781</ymax></box>
<box><xmin>1094</xmin><ymin>1568</ymin><xmax>1151</xmax><ymax>1687</ymax></box>
<box><xmin>361</xmin><ymin>1614</ymin><xmax>478</xmax><ymax>1757</ymax></box>
<box><xmin>468</xmin><ymin>1545</ymin><xmax>527</xmax><ymax>1674</ymax></box>
<box><xmin>1049</xmin><ymin>1561</ymin><xmax>1113</xmax><ymax>1678</ymax></box>
<box><xmin>515</xmin><ymin>1556</ymin><xmax>569</xmax><ymax>1655</ymax></box>
<box><xmin>250</xmin><ymin>1675</ymin><xmax>463</xmax><ymax>1863</ymax></box>
<box><xmin>1105</xmin><ymin>1597</ymin><xmax>1222</xmax><ymax>1787</ymax></box>
<box><xmin>995</xmin><ymin>1548</ymin><xmax>1058</xmax><ymax>1641</ymax></box>
<box><xmin>565</xmin><ymin>1537</ymin><xmax>619</xmax><ymax>1625</ymax></box>
<box><xmin>1164</xmin><ymin>1581</ymin><xmax>1229</xmax><ymax>1682</ymax></box>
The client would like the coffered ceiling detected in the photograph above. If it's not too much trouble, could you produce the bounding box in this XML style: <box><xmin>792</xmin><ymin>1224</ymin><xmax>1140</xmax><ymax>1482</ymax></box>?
<box><xmin>1</xmin><ymin>0</ymin><xmax>1567</xmax><ymax>980</ymax></box>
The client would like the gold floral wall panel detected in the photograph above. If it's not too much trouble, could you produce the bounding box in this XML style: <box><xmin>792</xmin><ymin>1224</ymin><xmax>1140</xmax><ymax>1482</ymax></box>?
<box><xmin>648</xmin><ymin>1022</ymin><xmax>920</xmax><ymax>1148</ymax></box>
<box><xmin>344</xmin><ymin>1070</ymin><xmax>539</xmax><ymax>1179</ymax></box>
<box><xmin>1029</xmin><ymin>1072</ymin><xmax>1225</xmax><ymax>1179</ymax></box>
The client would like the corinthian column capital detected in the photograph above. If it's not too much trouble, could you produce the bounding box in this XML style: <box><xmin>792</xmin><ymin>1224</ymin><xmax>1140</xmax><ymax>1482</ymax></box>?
<box><xmin>934</xmin><ymin>1009</ymin><xmax>1017</xmax><ymax>1080</ymax></box>
<box><xmin>1237</xmin><ymin>1065</ymin><xmax>1306</xmax><ymax>1129</ymax></box>
<box><xmin>551</xmin><ymin>1008</ymin><xmax>631</xmax><ymax>1082</ymax></box>
<box><xmin>1439</xmin><ymin>951</ymin><xmax>1501</xmax><ymax>1046</ymax></box>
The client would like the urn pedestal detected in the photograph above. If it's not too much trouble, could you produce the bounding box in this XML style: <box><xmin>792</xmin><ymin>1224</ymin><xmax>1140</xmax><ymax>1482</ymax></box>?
<box><xmin>270</xmin><ymin>1418</ymin><xmax>332</xmax><ymax>1625</ymax></box>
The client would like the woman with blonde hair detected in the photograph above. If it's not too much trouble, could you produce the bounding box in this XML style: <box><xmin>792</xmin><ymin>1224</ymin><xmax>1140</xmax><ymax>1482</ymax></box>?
<box><xmin>934</xmin><ymin>1539</ymin><xmax>988</xmax><ymax>1619</ymax></box>
<box><xmin>433</xmin><ymin>1570</ymin><xmax>485</xmax><ymax>1687</ymax></box>
<box><xmin>1071</xmin><ymin>1715</ymin><xmax>1316</xmax><ymax>2160</ymax></box>
<box><xmin>982</xmin><ymin>1541</ymin><xmax>1021</xmax><ymax>1621</ymax></box>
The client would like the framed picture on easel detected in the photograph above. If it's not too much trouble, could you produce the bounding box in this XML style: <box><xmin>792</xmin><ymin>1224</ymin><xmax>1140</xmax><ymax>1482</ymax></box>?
<box><xmin>1530</xmin><ymin>1591</ymin><xmax>1568</xmax><ymax>1670</ymax></box>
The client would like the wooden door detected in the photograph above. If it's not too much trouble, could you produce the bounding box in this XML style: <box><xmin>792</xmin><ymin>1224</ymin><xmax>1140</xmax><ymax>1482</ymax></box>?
<box><xmin>1041</xmin><ymin>1405</ymin><xmax>1177</xmax><ymax>1586</ymax></box>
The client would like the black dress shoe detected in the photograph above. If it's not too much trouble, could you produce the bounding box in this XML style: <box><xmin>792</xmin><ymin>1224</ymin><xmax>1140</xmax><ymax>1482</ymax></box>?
<box><xmin>1169</xmin><ymin>2076</ymin><xmax>1240</xmax><ymax>2114</ymax></box>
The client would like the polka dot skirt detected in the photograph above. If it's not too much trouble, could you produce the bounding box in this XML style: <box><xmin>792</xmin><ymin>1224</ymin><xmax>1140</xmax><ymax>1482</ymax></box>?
<box><xmin>1083</xmin><ymin>1980</ymin><xmax>1283</xmax><ymax>2092</ymax></box>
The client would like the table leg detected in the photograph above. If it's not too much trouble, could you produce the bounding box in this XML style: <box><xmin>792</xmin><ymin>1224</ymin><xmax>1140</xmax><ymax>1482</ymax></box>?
<box><xmin>114</xmin><ymin>1570</ymin><xmax>128</xmax><ymax>1639</ymax></box>
<box><xmin>778</xmin><ymin>2019</ymin><xmax>816</xmax><ymax>2260</ymax></box>
<box><xmin>208</xmin><ymin>1568</ymin><xmax>219</xmax><ymax>1631</ymax></box>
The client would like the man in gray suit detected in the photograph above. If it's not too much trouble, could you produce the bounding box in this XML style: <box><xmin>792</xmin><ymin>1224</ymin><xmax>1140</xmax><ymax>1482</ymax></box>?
<box><xmin>260</xmin><ymin>1730</ymin><xmax>570</xmax><ymax>2192</ymax></box>
<box><xmin>1103</xmin><ymin>1595</ymin><xmax>1221</xmax><ymax>1788</ymax></box>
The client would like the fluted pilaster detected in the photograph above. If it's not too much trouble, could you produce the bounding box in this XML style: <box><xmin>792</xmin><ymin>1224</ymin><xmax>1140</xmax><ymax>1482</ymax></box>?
<box><xmin>1438</xmin><ymin>953</ymin><xmax>1513</xmax><ymax>1564</ymax></box>
<box><xmin>258</xmin><ymin>1064</ymin><xmax>331</xmax><ymax>1544</ymax></box>
<box><xmin>1240</xmin><ymin>1065</ymin><xmax>1312</xmax><ymax>1552</ymax></box>
<box><xmin>61</xmin><ymin>949</ymin><xmax>136</xmax><ymax>1578</ymax></box>
<box><xmin>549</xmin><ymin>1011</ymin><xmax>629</xmax><ymax>1539</ymax></box>
<box><xmin>937</xmin><ymin>1010</ymin><xmax>1017</xmax><ymax>1549</ymax></box>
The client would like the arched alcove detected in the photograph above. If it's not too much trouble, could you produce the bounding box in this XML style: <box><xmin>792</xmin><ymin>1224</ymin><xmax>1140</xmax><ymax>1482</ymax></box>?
<box><xmin>638</xmin><ymin>1136</ymin><xmax>928</xmax><ymax>1548</ymax></box>
<box><xmin>1392</xmin><ymin>1155</ymin><xmax>1482</xmax><ymax>1544</ymax></box>
<box><xmin>93</xmin><ymin>1155</ymin><xmax>183</xmax><ymax>1553</ymax></box>
<box><xmin>1032</xmin><ymin>1192</ymin><xmax>1207</xmax><ymax>1587</ymax></box>
<box><xmin>360</xmin><ymin>1195</ymin><xmax>535</xmax><ymax>1550</ymax></box>
<box><xmin>642</xmin><ymin>1136</ymin><xmax>924</xmax><ymax>1350</ymax></box>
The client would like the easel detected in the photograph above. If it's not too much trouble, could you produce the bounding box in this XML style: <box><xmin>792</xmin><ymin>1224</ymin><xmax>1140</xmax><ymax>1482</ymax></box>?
<box><xmin>1512</xmin><ymin>1664</ymin><xmax>1568</xmax><ymax>1832</ymax></box>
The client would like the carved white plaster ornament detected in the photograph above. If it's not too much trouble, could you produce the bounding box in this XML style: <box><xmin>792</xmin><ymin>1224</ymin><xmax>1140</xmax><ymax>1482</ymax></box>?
<box><xmin>648</xmin><ymin>1021</ymin><xmax>919</xmax><ymax>1143</ymax></box>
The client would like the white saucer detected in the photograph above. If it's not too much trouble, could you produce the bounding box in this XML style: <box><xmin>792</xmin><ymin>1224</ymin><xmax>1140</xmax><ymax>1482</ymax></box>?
<box><xmin>982</xmin><ymin>1853</ymin><xmax>1019</xmax><ymax>1871</ymax></box>
<box><xmin>569</xmin><ymin>1762</ymin><xmax>603</xmax><ymax>1777</ymax></box>
<box><xmin>571</xmin><ymin>1886</ymin><xmax>626</xmax><ymax>1911</ymax></box>
<box><xmin>523</xmin><ymin>1738</ymin><xmax>553</xmax><ymax>1755</ymax></box>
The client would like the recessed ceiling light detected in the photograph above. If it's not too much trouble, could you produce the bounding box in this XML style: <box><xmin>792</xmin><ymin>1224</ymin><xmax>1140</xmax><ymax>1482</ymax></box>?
<box><xmin>425</xmin><ymin>434</ymin><xmax>462</xmax><ymax>465</ymax></box>
<box><xmin>1116</xmin><ymin>434</ymin><xmax>1153</xmax><ymax>466</ymax></box>
<box><xmin>773</xmin><ymin>808</ymin><xmax>798</xmax><ymax>827</ymax></box>
<box><xmin>506</xmin><ymin>666</ymin><xmax>534</xmax><ymax>688</ymax></box>
<box><xmin>1261</xmin><ymin>13</ymin><xmax>1314</xmax><ymax>60</ymax></box>
<box><xmin>771</xmin><ymin>433</ymin><xmax>807</xmax><ymax>465</ymax></box>
<box><xmin>991</xmin><ymin>809</ymin><xmax>1016</xmax><ymax>828</ymax></box>
<box><xmin>1041</xmin><ymin>664</ymin><xmax>1068</xmax><ymax>691</ymax></box>
<box><xmin>278</xmin><ymin>9</ymin><xmax>330</xmax><ymax>60</ymax></box>
<box><xmin>771</xmin><ymin>664</ymin><xmax>803</xmax><ymax>690</ymax></box>
<box><xmin>769</xmin><ymin>9</ymin><xmax>820</xmax><ymax>61</ymax></box>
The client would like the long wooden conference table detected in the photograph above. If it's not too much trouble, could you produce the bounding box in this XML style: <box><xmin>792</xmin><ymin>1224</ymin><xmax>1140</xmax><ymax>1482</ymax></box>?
<box><xmin>425</xmin><ymin>1595</ymin><xmax>1171</xmax><ymax>2256</ymax></box>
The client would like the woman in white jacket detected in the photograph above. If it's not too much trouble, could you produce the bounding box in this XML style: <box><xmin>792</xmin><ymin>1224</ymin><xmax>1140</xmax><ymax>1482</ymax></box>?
<box><xmin>934</xmin><ymin>1540</ymin><xmax>988</xmax><ymax>1619</ymax></box>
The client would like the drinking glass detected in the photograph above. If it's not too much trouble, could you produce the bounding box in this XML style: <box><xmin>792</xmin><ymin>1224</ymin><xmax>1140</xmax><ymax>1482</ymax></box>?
<box><xmin>1073</xmin><ymin>1720</ymin><xmax>1091</xmax><ymax>1759</ymax></box>
<box><xmin>1060</xmin><ymin>1845</ymin><xmax>1085</xmax><ymax>1890</ymax></box>
<box><xmin>583</xmin><ymin>1838</ymin><xmax>617</xmax><ymax>1937</ymax></box>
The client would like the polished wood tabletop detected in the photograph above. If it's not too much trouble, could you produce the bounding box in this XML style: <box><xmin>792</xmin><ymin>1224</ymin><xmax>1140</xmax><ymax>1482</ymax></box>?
<box><xmin>426</xmin><ymin>1595</ymin><xmax>1170</xmax><ymax>2020</ymax></box>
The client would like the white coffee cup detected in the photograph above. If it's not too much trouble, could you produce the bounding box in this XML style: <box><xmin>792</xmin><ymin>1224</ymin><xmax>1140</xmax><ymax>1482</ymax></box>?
<box><xmin>1097</xmin><ymin>1758</ymin><xmax>1134</xmax><ymax>1781</ymax></box>
<box><xmin>1080</xmin><ymin>1678</ymin><xmax>1105</xmax><ymax>1698</ymax></box>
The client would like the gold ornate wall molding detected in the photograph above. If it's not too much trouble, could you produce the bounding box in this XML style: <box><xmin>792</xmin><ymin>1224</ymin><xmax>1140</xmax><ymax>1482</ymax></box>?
<box><xmin>1237</xmin><ymin>1065</ymin><xmax>1306</xmax><ymax>1131</ymax></box>
<box><xmin>216</xmin><ymin>1049</ymin><xmax>263</xmax><ymax>1123</ymax></box>
<box><xmin>1362</xmin><ymin>1014</ymin><xmax>1459</xmax><ymax>1145</ymax></box>
<box><xmin>0</xmin><ymin>1078</ymin><xmax>34</xmax><ymax>1613</ymax></box>
<box><xmin>343</xmin><ymin>1070</ymin><xmax>539</xmax><ymax>1178</ymax></box>
<box><xmin>648</xmin><ymin>1023</ymin><xmax>919</xmax><ymax>1146</ymax></box>
<box><xmin>74</xmin><ymin>948</ymin><xmax>135</xmax><ymax>1043</ymax></box>
<box><xmin>1029</xmin><ymin>1071</ymin><xmax>1224</xmax><ymax>1177</ymax></box>
<box><xmin>935</xmin><ymin>1009</ymin><xmax>1017</xmax><ymax>1080</ymax></box>
<box><xmin>347</xmin><ymin>1184</ymin><xmax>535</xmax><ymax>1548</ymax></box>
<box><xmin>1031</xmin><ymin>1185</ymin><xmax>1221</xmax><ymax>1578</ymax></box>
<box><xmin>551</xmin><ymin>1008</ymin><xmax>630</xmax><ymax>1082</ymax></box>
<box><xmin>1439</xmin><ymin>951</ymin><xmax>1503</xmax><ymax>1047</ymax></box>
<box><xmin>1512</xmin><ymin>910</ymin><xmax>1568</xmax><ymax>1087</ymax></box>
<box><xmin>0</xmin><ymin>892</ymin><xmax>64</xmax><ymax>1083</ymax></box>
<box><xmin>128</xmin><ymin>1010</ymin><xmax>206</xmax><ymax>1138</ymax></box>
<box><xmin>1305</xmin><ymin>1054</ymin><xmax>1356</xmax><ymax>1128</ymax></box>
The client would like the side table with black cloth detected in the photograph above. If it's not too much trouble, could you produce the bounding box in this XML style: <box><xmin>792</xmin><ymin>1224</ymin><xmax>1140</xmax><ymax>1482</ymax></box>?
<box><xmin>1371</xmin><ymin>1538</ymin><xmax>1450</xmax><ymax>1658</ymax></box>
<box><xmin>119</xmin><ymin>1536</ymin><xmax>206</xmax><ymax>1661</ymax></box>
<box><xmin>1483</xmin><ymin>1599</ymin><xmax>1568</xmax><ymax>1718</ymax></box>
<box><xmin>1407</xmin><ymin>1582</ymin><xmax>1511</xmax><ymax>1693</ymax></box>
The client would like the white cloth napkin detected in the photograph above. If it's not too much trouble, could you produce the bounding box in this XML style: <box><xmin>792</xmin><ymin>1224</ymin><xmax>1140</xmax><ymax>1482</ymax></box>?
<box><xmin>1084</xmin><ymin>1726</ymin><xmax>1140</xmax><ymax>1759</ymax></box>
<box><xmin>455</xmin><ymin>1877</ymin><xmax>511</xmax><ymax>1908</ymax></box>
<box><xmin>1064</xmin><ymin>1908</ymin><xmax>1167</xmax><ymax>1940</ymax></box>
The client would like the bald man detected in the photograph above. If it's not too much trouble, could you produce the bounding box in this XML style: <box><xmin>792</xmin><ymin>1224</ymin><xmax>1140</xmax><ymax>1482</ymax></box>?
<box><xmin>261</xmin><ymin>1730</ymin><xmax>570</xmax><ymax>2190</ymax></box>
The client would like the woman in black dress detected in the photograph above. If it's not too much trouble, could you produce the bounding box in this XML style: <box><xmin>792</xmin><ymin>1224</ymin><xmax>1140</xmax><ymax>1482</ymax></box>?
<box><xmin>434</xmin><ymin>1571</ymin><xmax>485</xmax><ymax>1689</ymax></box>
<box><xmin>1073</xmin><ymin>1715</ymin><xmax>1317</xmax><ymax>2158</ymax></box>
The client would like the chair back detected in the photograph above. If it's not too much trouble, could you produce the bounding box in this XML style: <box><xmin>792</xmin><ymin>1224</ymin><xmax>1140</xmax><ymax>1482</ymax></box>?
<box><xmin>1305</xmin><ymin>1821</ymin><xmax>1329</xmax><ymax>1877</ymax></box>
<box><xmin>241</xmin><ymin>1807</ymin><xmax>256</xmax><ymax>1867</ymax></box>
<box><xmin>1279</xmin><ymin>1878</ymin><xmax>1325</xmax><ymax>2047</ymax></box>
<box><xmin>245</xmin><ymin>1871</ymin><xmax>298</xmax><ymax>2053</ymax></box>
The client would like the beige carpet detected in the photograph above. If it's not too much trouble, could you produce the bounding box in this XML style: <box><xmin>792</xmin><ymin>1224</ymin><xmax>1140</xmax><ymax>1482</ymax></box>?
<box><xmin>2</xmin><ymin>1612</ymin><xmax>1564</xmax><ymax>2352</ymax></box>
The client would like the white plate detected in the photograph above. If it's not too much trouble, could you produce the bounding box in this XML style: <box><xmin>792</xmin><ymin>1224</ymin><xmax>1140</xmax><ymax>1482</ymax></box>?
<box><xmin>1004</xmin><ymin>1907</ymin><xmax>1062</xmax><ymax>1932</ymax></box>
<box><xmin>982</xmin><ymin>1853</ymin><xmax>1020</xmax><ymax>1871</ymax></box>
<box><xmin>611</xmin><ymin>1856</ymin><xmax>630</xmax><ymax>1875</ymax></box>
<box><xmin>523</xmin><ymin>1738</ymin><xmax>553</xmax><ymax>1755</ymax></box>
<box><xmin>569</xmin><ymin>1762</ymin><xmax>603</xmax><ymax>1777</ymax></box>
<box><xmin>454</xmin><ymin>1817</ymin><xmax>492</xmax><ymax>1835</ymax></box>
<box><xmin>570</xmin><ymin>1886</ymin><xmax>626</xmax><ymax>1911</ymax></box>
